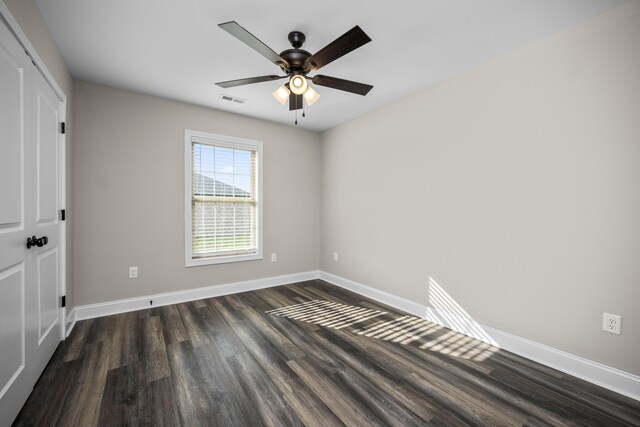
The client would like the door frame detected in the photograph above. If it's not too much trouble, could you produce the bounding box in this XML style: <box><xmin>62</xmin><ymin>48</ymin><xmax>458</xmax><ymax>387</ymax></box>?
<box><xmin>0</xmin><ymin>2</ymin><xmax>67</xmax><ymax>339</ymax></box>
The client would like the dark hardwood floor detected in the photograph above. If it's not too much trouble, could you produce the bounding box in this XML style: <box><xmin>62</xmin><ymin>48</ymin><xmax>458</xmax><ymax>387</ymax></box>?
<box><xmin>13</xmin><ymin>280</ymin><xmax>640</xmax><ymax>426</ymax></box>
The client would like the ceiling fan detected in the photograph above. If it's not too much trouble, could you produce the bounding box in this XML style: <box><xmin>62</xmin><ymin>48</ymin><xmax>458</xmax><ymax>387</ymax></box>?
<box><xmin>215</xmin><ymin>21</ymin><xmax>373</xmax><ymax>117</ymax></box>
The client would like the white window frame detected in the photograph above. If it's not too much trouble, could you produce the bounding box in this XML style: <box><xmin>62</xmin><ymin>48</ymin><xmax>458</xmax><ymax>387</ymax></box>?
<box><xmin>184</xmin><ymin>130</ymin><xmax>263</xmax><ymax>267</ymax></box>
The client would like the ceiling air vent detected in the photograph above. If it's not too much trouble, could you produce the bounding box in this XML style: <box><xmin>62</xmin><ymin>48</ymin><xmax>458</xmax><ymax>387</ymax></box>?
<box><xmin>219</xmin><ymin>94</ymin><xmax>246</xmax><ymax>105</ymax></box>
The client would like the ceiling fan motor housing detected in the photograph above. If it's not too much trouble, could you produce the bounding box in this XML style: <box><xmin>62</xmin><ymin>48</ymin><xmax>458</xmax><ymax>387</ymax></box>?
<box><xmin>278</xmin><ymin>31</ymin><xmax>310</xmax><ymax>74</ymax></box>
<box><xmin>279</xmin><ymin>49</ymin><xmax>311</xmax><ymax>73</ymax></box>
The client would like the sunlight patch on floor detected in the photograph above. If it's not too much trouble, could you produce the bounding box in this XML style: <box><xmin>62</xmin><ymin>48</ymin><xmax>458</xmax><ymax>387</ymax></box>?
<box><xmin>266</xmin><ymin>299</ymin><xmax>387</xmax><ymax>330</ymax></box>
<box><xmin>268</xmin><ymin>297</ymin><xmax>498</xmax><ymax>361</ymax></box>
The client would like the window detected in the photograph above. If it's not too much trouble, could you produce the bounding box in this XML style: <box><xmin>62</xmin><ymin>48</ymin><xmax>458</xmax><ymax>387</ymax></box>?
<box><xmin>185</xmin><ymin>130</ymin><xmax>262</xmax><ymax>266</ymax></box>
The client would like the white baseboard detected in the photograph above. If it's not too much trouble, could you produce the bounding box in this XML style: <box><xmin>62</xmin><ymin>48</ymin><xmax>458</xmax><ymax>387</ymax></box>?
<box><xmin>73</xmin><ymin>270</ymin><xmax>320</xmax><ymax>321</ymax></box>
<box><xmin>319</xmin><ymin>271</ymin><xmax>427</xmax><ymax>317</ymax></box>
<box><xmin>319</xmin><ymin>271</ymin><xmax>640</xmax><ymax>401</ymax></box>
<box><xmin>65</xmin><ymin>309</ymin><xmax>76</xmax><ymax>337</ymax></box>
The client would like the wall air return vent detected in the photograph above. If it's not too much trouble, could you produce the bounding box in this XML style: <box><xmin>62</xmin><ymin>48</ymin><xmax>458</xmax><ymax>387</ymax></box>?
<box><xmin>219</xmin><ymin>94</ymin><xmax>247</xmax><ymax>105</ymax></box>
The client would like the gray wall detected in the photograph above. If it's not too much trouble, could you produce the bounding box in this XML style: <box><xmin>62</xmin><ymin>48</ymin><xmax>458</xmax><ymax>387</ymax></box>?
<box><xmin>8</xmin><ymin>0</ymin><xmax>637</xmax><ymax>376</ymax></box>
<box><xmin>73</xmin><ymin>81</ymin><xmax>321</xmax><ymax>306</ymax></box>
<box><xmin>320</xmin><ymin>2</ymin><xmax>640</xmax><ymax>375</ymax></box>
<box><xmin>4</xmin><ymin>0</ymin><xmax>75</xmax><ymax>310</ymax></box>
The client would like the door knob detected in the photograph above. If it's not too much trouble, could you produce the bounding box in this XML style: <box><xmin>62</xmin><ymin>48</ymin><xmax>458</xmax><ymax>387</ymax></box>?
<box><xmin>26</xmin><ymin>235</ymin><xmax>48</xmax><ymax>249</ymax></box>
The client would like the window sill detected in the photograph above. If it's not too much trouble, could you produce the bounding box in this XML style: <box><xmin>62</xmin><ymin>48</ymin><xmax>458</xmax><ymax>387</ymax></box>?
<box><xmin>185</xmin><ymin>252</ymin><xmax>263</xmax><ymax>267</ymax></box>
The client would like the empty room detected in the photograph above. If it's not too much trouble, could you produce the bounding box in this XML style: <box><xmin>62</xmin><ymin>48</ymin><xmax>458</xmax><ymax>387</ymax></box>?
<box><xmin>1</xmin><ymin>0</ymin><xmax>639</xmax><ymax>425</ymax></box>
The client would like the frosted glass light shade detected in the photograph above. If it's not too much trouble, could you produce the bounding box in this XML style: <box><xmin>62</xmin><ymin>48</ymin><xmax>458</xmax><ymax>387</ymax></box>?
<box><xmin>303</xmin><ymin>86</ymin><xmax>320</xmax><ymax>106</ymax></box>
<box><xmin>272</xmin><ymin>85</ymin><xmax>290</xmax><ymax>105</ymax></box>
<box><xmin>290</xmin><ymin>75</ymin><xmax>308</xmax><ymax>95</ymax></box>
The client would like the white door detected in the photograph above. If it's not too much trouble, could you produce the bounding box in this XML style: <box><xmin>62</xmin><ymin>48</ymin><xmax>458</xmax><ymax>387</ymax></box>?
<box><xmin>0</xmin><ymin>16</ymin><xmax>35</xmax><ymax>426</ymax></box>
<box><xmin>31</xmin><ymin>66</ymin><xmax>62</xmax><ymax>378</ymax></box>
<box><xmin>0</xmin><ymin>17</ymin><xmax>63</xmax><ymax>426</ymax></box>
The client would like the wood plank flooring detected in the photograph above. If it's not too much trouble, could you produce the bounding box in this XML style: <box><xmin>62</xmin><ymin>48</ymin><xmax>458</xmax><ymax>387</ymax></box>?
<box><xmin>13</xmin><ymin>280</ymin><xmax>640</xmax><ymax>426</ymax></box>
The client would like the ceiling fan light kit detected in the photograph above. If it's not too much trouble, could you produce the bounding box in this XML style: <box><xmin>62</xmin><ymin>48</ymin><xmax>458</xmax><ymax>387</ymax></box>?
<box><xmin>289</xmin><ymin>74</ymin><xmax>308</xmax><ymax>95</ymax></box>
<box><xmin>216</xmin><ymin>21</ymin><xmax>373</xmax><ymax>124</ymax></box>
<box><xmin>303</xmin><ymin>86</ymin><xmax>320</xmax><ymax>106</ymax></box>
<box><xmin>272</xmin><ymin>85</ymin><xmax>290</xmax><ymax>105</ymax></box>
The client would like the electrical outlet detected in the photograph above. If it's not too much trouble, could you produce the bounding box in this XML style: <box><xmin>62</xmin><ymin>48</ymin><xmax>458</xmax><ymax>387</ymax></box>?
<box><xmin>333</xmin><ymin>252</ymin><xmax>339</xmax><ymax>262</ymax></box>
<box><xmin>129</xmin><ymin>266</ymin><xmax>138</xmax><ymax>279</ymax></box>
<box><xmin>271</xmin><ymin>253</ymin><xmax>277</xmax><ymax>262</ymax></box>
<box><xmin>602</xmin><ymin>313</ymin><xmax>621</xmax><ymax>335</ymax></box>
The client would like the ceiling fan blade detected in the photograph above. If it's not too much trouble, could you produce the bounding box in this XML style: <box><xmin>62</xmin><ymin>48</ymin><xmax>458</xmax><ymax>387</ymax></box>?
<box><xmin>311</xmin><ymin>75</ymin><xmax>373</xmax><ymax>96</ymax></box>
<box><xmin>289</xmin><ymin>93</ymin><xmax>303</xmax><ymax>111</ymax></box>
<box><xmin>219</xmin><ymin>21</ymin><xmax>289</xmax><ymax>68</ymax></box>
<box><xmin>305</xmin><ymin>26</ymin><xmax>371</xmax><ymax>71</ymax></box>
<box><xmin>215</xmin><ymin>75</ymin><xmax>284</xmax><ymax>88</ymax></box>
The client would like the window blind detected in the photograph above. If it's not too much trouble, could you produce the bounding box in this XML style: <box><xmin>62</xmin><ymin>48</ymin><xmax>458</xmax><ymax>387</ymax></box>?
<box><xmin>191</xmin><ymin>142</ymin><xmax>257</xmax><ymax>258</ymax></box>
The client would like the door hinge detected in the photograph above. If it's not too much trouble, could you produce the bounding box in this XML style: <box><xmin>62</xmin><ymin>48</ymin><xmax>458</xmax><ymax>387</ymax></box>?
<box><xmin>61</xmin><ymin>296</ymin><xmax>66</xmax><ymax>308</ymax></box>
<box><xmin>60</xmin><ymin>122</ymin><xmax>66</xmax><ymax>134</ymax></box>
<box><xmin>60</xmin><ymin>209</ymin><xmax>66</xmax><ymax>221</ymax></box>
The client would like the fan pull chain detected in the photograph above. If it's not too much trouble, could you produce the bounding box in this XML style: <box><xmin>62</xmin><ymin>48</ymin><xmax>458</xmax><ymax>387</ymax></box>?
<box><xmin>294</xmin><ymin>94</ymin><xmax>301</xmax><ymax>125</ymax></box>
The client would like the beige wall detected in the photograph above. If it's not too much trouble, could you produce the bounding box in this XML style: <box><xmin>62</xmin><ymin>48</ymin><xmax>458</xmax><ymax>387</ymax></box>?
<box><xmin>73</xmin><ymin>81</ymin><xmax>321</xmax><ymax>306</ymax></box>
<box><xmin>320</xmin><ymin>2</ymin><xmax>640</xmax><ymax>375</ymax></box>
<box><xmin>3</xmin><ymin>0</ymin><xmax>75</xmax><ymax>310</ymax></box>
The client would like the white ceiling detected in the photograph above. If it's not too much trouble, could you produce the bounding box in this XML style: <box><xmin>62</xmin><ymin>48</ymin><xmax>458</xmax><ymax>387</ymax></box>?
<box><xmin>35</xmin><ymin>0</ymin><xmax>624</xmax><ymax>132</ymax></box>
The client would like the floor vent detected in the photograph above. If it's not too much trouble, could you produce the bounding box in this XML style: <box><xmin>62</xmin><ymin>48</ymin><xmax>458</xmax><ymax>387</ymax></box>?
<box><xmin>220</xmin><ymin>94</ymin><xmax>247</xmax><ymax>104</ymax></box>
